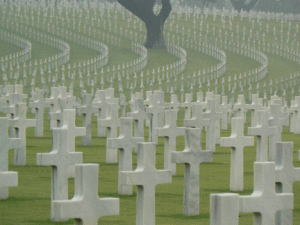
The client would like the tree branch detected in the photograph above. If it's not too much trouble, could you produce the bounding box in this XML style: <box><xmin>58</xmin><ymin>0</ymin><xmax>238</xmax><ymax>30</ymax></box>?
<box><xmin>117</xmin><ymin>0</ymin><xmax>156</xmax><ymax>23</ymax></box>
<box><xmin>158</xmin><ymin>0</ymin><xmax>172</xmax><ymax>23</ymax></box>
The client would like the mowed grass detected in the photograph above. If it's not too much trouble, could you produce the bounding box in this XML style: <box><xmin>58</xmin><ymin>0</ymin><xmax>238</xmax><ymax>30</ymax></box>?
<box><xmin>1</xmin><ymin>6</ymin><xmax>300</xmax><ymax>225</ymax></box>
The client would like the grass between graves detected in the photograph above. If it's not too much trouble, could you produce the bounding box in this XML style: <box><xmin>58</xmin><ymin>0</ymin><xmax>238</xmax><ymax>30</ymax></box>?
<box><xmin>1</xmin><ymin>6</ymin><xmax>300</xmax><ymax>225</ymax></box>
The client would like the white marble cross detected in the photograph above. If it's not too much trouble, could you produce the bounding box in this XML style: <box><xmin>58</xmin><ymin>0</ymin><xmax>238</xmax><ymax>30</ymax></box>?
<box><xmin>52</xmin><ymin>164</ymin><xmax>119</xmax><ymax>224</ymax></box>
<box><xmin>233</xmin><ymin>95</ymin><xmax>247</xmax><ymax>122</ymax></box>
<box><xmin>36</xmin><ymin>127</ymin><xmax>83</xmax><ymax>221</ymax></box>
<box><xmin>268</xmin><ymin>103</ymin><xmax>289</xmax><ymax>161</ymax></box>
<box><xmin>146</xmin><ymin>94</ymin><xmax>165</xmax><ymax>143</ymax></box>
<box><xmin>61</xmin><ymin>109</ymin><xmax>86</xmax><ymax>177</ymax></box>
<box><xmin>76</xmin><ymin>93</ymin><xmax>96</xmax><ymax>146</ymax></box>
<box><xmin>46</xmin><ymin>87</ymin><xmax>60</xmax><ymax>129</ymax></box>
<box><xmin>246</xmin><ymin>94</ymin><xmax>263</xmax><ymax>126</ymax></box>
<box><xmin>107</xmin><ymin>117</ymin><xmax>143</xmax><ymax>195</ymax></box>
<box><xmin>220</xmin><ymin>95</ymin><xmax>231</xmax><ymax>130</ymax></box>
<box><xmin>210</xmin><ymin>193</ymin><xmax>239</xmax><ymax>225</ymax></box>
<box><xmin>9</xmin><ymin>103</ymin><xmax>36</xmax><ymax>166</ymax></box>
<box><xmin>99</xmin><ymin>103</ymin><xmax>120</xmax><ymax>163</ymax></box>
<box><xmin>248</xmin><ymin>110</ymin><xmax>276</xmax><ymax>161</ymax></box>
<box><xmin>157</xmin><ymin>110</ymin><xmax>185</xmax><ymax>175</ymax></box>
<box><xmin>239</xmin><ymin>162</ymin><xmax>294</xmax><ymax>225</ymax></box>
<box><xmin>120</xmin><ymin>142</ymin><xmax>172</xmax><ymax>225</ymax></box>
<box><xmin>275</xmin><ymin>142</ymin><xmax>300</xmax><ymax>225</ymax></box>
<box><xmin>220</xmin><ymin>117</ymin><xmax>254</xmax><ymax>191</ymax></box>
<box><xmin>28</xmin><ymin>89</ymin><xmax>50</xmax><ymax>137</ymax></box>
<box><xmin>0</xmin><ymin>118</ymin><xmax>21</xmax><ymax>199</ymax></box>
<box><xmin>128</xmin><ymin>98</ymin><xmax>150</xmax><ymax>138</ymax></box>
<box><xmin>170</xmin><ymin>94</ymin><xmax>180</xmax><ymax>111</ymax></box>
<box><xmin>172</xmin><ymin>128</ymin><xmax>213</xmax><ymax>216</ymax></box>
<box><xmin>203</xmin><ymin>99</ymin><xmax>223</xmax><ymax>152</ymax></box>
<box><xmin>92</xmin><ymin>90</ymin><xmax>107</xmax><ymax>137</ymax></box>
<box><xmin>181</xmin><ymin>93</ymin><xmax>192</xmax><ymax>119</ymax></box>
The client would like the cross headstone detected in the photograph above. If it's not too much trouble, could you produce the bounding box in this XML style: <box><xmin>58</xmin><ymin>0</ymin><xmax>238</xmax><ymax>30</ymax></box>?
<box><xmin>233</xmin><ymin>95</ymin><xmax>247</xmax><ymax>122</ymax></box>
<box><xmin>210</xmin><ymin>193</ymin><xmax>239</xmax><ymax>225</ymax></box>
<box><xmin>181</xmin><ymin>93</ymin><xmax>193</xmax><ymax>119</ymax></box>
<box><xmin>9</xmin><ymin>103</ymin><xmax>36</xmax><ymax>166</ymax></box>
<box><xmin>246</xmin><ymin>94</ymin><xmax>264</xmax><ymax>126</ymax></box>
<box><xmin>60</xmin><ymin>109</ymin><xmax>86</xmax><ymax>177</ymax></box>
<box><xmin>268</xmin><ymin>103</ymin><xmax>289</xmax><ymax>161</ymax></box>
<box><xmin>0</xmin><ymin>118</ymin><xmax>21</xmax><ymax>199</ymax></box>
<box><xmin>120</xmin><ymin>142</ymin><xmax>172</xmax><ymax>225</ymax></box>
<box><xmin>46</xmin><ymin>87</ymin><xmax>60</xmax><ymax>129</ymax></box>
<box><xmin>239</xmin><ymin>162</ymin><xmax>294</xmax><ymax>225</ymax></box>
<box><xmin>203</xmin><ymin>99</ymin><xmax>223</xmax><ymax>152</ymax></box>
<box><xmin>248</xmin><ymin>110</ymin><xmax>276</xmax><ymax>161</ymax></box>
<box><xmin>275</xmin><ymin>142</ymin><xmax>300</xmax><ymax>225</ymax></box>
<box><xmin>52</xmin><ymin>164</ymin><xmax>119</xmax><ymax>224</ymax></box>
<box><xmin>36</xmin><ymin>127</ymin><xmax>82</xmax><ymax>220</ymax></box>
<box><xmin>76</xmin><ymin>93</ymin><xmax>96</xmax><ymax>146</ymax></box>
<box><xmin>99</xmin><ymin>103</ymin><xmax>120</xmax><ymax>163</ymax></box>
<box><xmin>28</xmin><ymin>89</ymin><xmax>50</xmax><ymax>137</ymax></box>
<box><xmin>157</xmin><ymin>110</ymin><xmax>185</xmax><ymax>175</ymax></box>
<box><xmin>172</xmin><ymin>128</ymin><xmax>213</xmax><ymax>216</ymax></box>
<box><xmin>128</xmin><ymin>98</ymin><xmax>150</xmax><ymax>138</ymax></box>
<box><xmin>220</xmin><ymin>117</ymin><xmax>254</xmax><ymax>191</ymax></box>
<box><xmin>107</xmin><ymin>117</ymin><xmax>143</xmax><ymax>195</ymax></box>
<box><xmin>92</xmin><ymin>90</ymin><xmax>107</xmax><ymax>137</ymax></box>
<box><xmin>146</xmin><ymin>94</ymin><xmax>165</xmax><ymax>143</ymax></box>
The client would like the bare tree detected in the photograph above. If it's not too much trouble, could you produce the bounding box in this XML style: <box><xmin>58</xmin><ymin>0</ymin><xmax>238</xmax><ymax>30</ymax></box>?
<box><xmin>117</xmin><ymin>0</ymin><xmax>172</xmax><ymax>49</ymax></box>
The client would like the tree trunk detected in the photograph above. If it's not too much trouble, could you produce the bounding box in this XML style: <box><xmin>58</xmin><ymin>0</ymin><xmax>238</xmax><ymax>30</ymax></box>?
<box><xmin>117</xmin><ymin>0</ymin><xmax>172</xmax><ymax>50</ymax></box>
<box><xmin>144</xmin><ymin>17</ymin><xmax>166</xmax><ymax>49</ymax></box>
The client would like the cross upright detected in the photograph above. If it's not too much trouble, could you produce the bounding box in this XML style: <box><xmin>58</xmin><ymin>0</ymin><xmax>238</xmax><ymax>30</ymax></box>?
<box><xmin>52</xmin><ymin>164</ymin><xmax>119</xmax><ymax>224</ymax></box>
<box><xmin>119</xmin><ymin>93</ymin><xmax>127</xmax><ymax>117</ymax></box>
<box><xmin>120</xmin><ymin>142</ymin><xmax>172</xmax><ymax>225</ymax></box>
<box><xmin>220</xmin><ymin>95</ymin><xmax>232</xmax><ymax>130</ymax></box>
<box><xmin>275</xmin><ymin>142</ymin><xmax>300</xmax><ymax>225</ymax></box>
<box><xmin>36</xmin><ymin>127</ymin><xmax>83</xmax><ymax>220</ymax></box>
<box><xmin>239</xmin><ymin>162</ymin><xmax>294</xmax><ymax>225</ymax></box>
<box><xmin>246</xmin><ymin>94</ymin><xmax>264</xmax><ymax>126</ymax></box>
<box><xmin>28</xmin><ymin>89</ymin><xmax>50</xmax><ymax>137</ymax></box>
<box><xmin>203</xmin><ymin>99</ymin><xmax>223</xmax><ymax>152</ymax></box>
<box><xmin>107</xmin><ymin>117</ymin><xmax>144</xmax><ymax>195</ymax></box>
<box><xmin>106</xmin><ymin>87</ymin><xmax>119</xmax><ymax>104</ymax></box>
<box><xmin>128</xmin><ymin>98</ymin><xmax>150</xmax><ymax>138</ymax></box>
<box><xmin>146</xmin><ymin>94</ymin><xmax>165</xmax><ymax>143</ymax></box>
<box><xmin>181</xmin><ymin>93</ymin><xmax>192</xmax><ymax>119</ymax></box>
<box><xmin>248</xmin><ymin>110</ymin><xmax>276</xmax><ymax>161</ymax></box>
<box><xmin>0</xmin><ymin>118</ymin><xmax>21</xmax><ymax>199</ymax></box>
<box><xmin>46</xmin><ymin>87</ymin><xmax>60</xmax><ymax>129</ymax></box>
<box><xmin>61</xmin><ymin>109</ymin><xmax>86</xmax><ymax>178</ymax></box>
<box><xmin>99</xmin><ymin>103</ymin><xmax>120</xmax><ymax>163</ymax></box>
<box><xmin>220</xmin><ymin>117</ymin><xmax>254</xmax><ymax>191</ymax></box>
<box><xmin>172</xmin><ymin>128</ymin><xmax>213</xmax><ymax>216</ymax></box>
<box><xmin>268</xmin><ymin>102</ymin><xmax>289</xmax><ymax>161</ymax></box>
<box><xmin>9</xmin><ymin>103</ymin><xmax>36</xmax><ymax>166</ymax></box>
<box><xmin>92</xmin><ymin>90</ymin><xmax>107</xmax><ymax>137</ymax></box>
<box><xmin>233</xmin><ymin>95</ymin><xmax>247</xmax><ymax>122</ymax></box>
<box><xmin>156</xmin><ymin>110</ymin><xmax>185</xmax><ymax>175</ymax></box>
<box><xmin>76</xmin><ymin>93</ymin><xmax>96</xmax><ymax>146</ymax></box>
<box><xmin>170</xmin><ymin>94</ymin><xmax>180</xmax><ymax>111</ymax></box>
<box><xmin>288</xmin><ymin>97</ymin><xmax>300</xmax><ymax>134</ymax></box>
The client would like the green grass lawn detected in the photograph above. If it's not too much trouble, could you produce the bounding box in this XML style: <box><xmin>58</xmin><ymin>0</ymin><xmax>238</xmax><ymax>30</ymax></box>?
<box><xmin>0</xmin><ymin>3</ymin><xmax>300</xmax><ymax>225</ymax></box>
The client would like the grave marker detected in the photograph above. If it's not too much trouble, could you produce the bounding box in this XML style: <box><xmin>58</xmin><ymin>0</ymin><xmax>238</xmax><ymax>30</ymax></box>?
<box><xmin>121</xmin><ymin>142</ymin><xmax>172</xmax><ymax>225</ymax></box>
<box><xmin>172</xmin><ymin>128</ymin><xmax>213</xmax><ymax>216</ymax></box>
<box><xmin>107</xmin><ymin>117</ymin><xmax>143</xmax><ymax>195</ymax></box>
<box><xmin>220</xmin><ymin>117</ymin><xmax>254</xmax><ymax>191</ymax></box>
<box><xmin>52</xmin><ymin>164</ymin><xmax>119</xmax><ymax>224</ymax></box>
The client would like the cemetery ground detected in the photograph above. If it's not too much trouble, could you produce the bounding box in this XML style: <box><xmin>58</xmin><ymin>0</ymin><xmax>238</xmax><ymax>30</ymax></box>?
<box><xmin>1</xmin><ymin>3</ymin><xmax>300</xmax><ymax>224</ymax></box>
